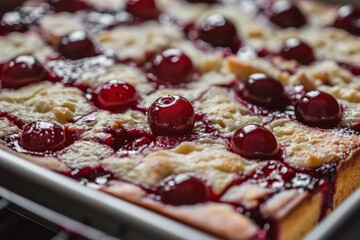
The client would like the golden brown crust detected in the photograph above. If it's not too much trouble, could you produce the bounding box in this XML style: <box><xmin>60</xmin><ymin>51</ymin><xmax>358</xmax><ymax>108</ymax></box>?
<box><xmin>102</xmin><ymin>181</ymin><xmax>259</xmax><ymax>240</ymax></box>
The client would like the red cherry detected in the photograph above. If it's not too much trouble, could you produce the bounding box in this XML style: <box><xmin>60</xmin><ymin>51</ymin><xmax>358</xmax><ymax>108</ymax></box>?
<box><xmin>49</xmin><ymin>0</ymin><xmax>91</xmax><ymax>12</ymax></box>
<box><xmin>94</xmin><ymin>80</ymin><xmax>138</xmax><ymax>112</ymax></box>
<box><xmin>0</xmin><ymin>0</ymin><xmax>25</xmax><ymax>17</ymax></box>
<box><xmin>20</xmin><ymin>121</ymin><xmax>66</xmax><ymax>152</ymax></box>
<box><xmin>150</xmin><ymin>49</ymin><xmax>194</xmax><ymax>84</ymax></box>
<box><xmin>148</xmin><ymin>95</ymin><xmax>195</xmax><ymax>136</ymax></box>
<box><xmin>266</xmin><ymin>1</ymin><xmax>307</xmax><ymax>28</ymax></box>
<box><xmin>157</xmin><ymin>174</ymin><xmax>210</xmax><ymax>206</ymax></box>
<box><xmin>125</xmin><ymin>0</ymin><xmax>159</xmax><ymax>20</ymax></box>
<box><xmin>295</xmin><ymin>91</ymin><xmax>341</xmax><ymax>129</ymax></box>
<box><xmin>333</xmin><ymin>5</ymin><xmax>360</xmax><ymax>35</ymax></box>
<box><xmin>280</xmin><ymin>38</ymin><xmax>316</xmax><ymax>65</ymax></box>
<box><xmin>1</xmin><ymin>55</ymin><xmax>45</xmax><ymax>89</ymax></box>
<box><xmin>242</xmin><ymin>73</ymin><xmax>285</xmax><ymax>108</ymax></box>
<box><xmin>58</xmin><ymin>31</ymin><xmax>97</xmax><ymax>60</ymax></box>
<box><xmin>231</xmin><ymin>124</ymin><xmax>279</xmax><ymax>159</ymax></box>
<box><xmin>193</xmin><ymin>14</ymin><xmax>241</xmax><ymax>52</ymax></box>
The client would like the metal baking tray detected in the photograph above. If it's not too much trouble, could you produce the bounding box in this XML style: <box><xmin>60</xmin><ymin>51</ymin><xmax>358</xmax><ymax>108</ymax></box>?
<box><xmin>0</xmin><ymin>147</ymin><xmax>216</xmax><ymax>240</ymax></box>
<box><xmin>1</xmin><ymin>144</ymin><xmax>360</xmax><ymax>240</ymax></box>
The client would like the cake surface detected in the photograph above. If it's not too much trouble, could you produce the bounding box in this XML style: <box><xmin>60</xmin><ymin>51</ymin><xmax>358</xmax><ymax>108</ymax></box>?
<box><xmin>1</xmin><ymin>0</ymin><xmax>360</xmax><ymax>239</ymax></box>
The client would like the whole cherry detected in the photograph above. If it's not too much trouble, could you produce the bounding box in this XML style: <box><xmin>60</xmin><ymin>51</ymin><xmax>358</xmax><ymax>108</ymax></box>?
<box><xmin>295</xmin><ymin>90</ymin><xmax>341</xmax><ymax>129</ymax></box>
<box><xmin>19</xmin><ymin>121</ymin><xmax>66</xmax><ymax>152</ymax></box>
<box><xmin>266</xmin><ymin>1</ymin><xmax>307</xmax><ymax>28</ymax></box>
<box><xmin>192</xmin><ymin>13</ymin><xmax>241</xmax><ymax>52</ymax></box>
<box><xmin>150</xmin><ymin>49</ymin><xmax>194</xmax><ymax>84</ymax></box>
<box><xmin>58</xmin><ymin>31</ymin><xmax>97</xmax><ymax>60</ymax></box>
<box><xmin>125</xmin><ymin>0</ymin><xmax>159</xmax><ymax>20</ymax></box>
<box><xmin>231</xmin><ymin>124</ymin><xmax>279</xmax><ymax>159</ymax></box>
<box><xmin>242</xmin><ymin>73</ymin><xmax>285</xmax><ymax>108</ymax></box>
<box><xmin>148</xmin><ymin>95</ymin><xmax>195</xmax><ymax>136</ymax></box>
<box><xmin>333</xmin><ymin>5</ymin><xmax>360</xmax><ymax>35</ymax></box>
<box><xmin>1</xmin><ymin>55</ymin><xmax>45</xmax><ymax>89</ymax></box>
<box><xmin>280</xmin><ymin>38</ymin><xmax>316</xmax><ymax>65</ymax></box>
<box><xmin>157</xmin><ymin>174</ymin><xmax>210</xmax><ymax>206</ymax></box>
<box><xmin>94</xmin><ymin>80</ymin><xmax>138</xmax><ymax>112</ymax></box>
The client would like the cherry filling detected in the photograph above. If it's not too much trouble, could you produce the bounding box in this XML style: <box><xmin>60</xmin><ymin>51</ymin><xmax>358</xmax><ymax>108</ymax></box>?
<box><xmin>125</xmin><ymin>0</ymin><xmax>160</xmax><ymax>20</ymax></box>
<box><xmin>242</xmin><ymin>73</ymin><xmax>285</xmax><ymax>109</ymax></box>
<box><xmin>333</xmin><ymin>5</ymin><xmax>360</xmax><ymax>35</ymax></box>
<box><xmin>58</xmin><ymin>31</ymin><xmax>98</xmax><ymax>60</ymax></box>
<box><xmin>191</xmin><ymin>14</ymin><xmax>241</xmax><ymax>53</ymax></box>
<box><xmin>265</xmin><ymin>1</ymin><xmax>307</xmax><ymax>28</ymax></box>
<box><xmin>147</xmin><ymin>95</ymin><xmax>195</xmax><ymax>136</ymax></box>
<box><xmin>149</xmin><ymin>49</ymin><xmax>194</xmax><ymax>84</ymax></box>
<box><xmin>156</xmin><ymin>174</ymin><xmax>210</xmax><ymax>206</ymax></box>
<box><xmin>295</xmin><ymin>91</ymin><xmax>341</xmax><ymax>129</ymax></box>
<box><xmin>231</xmin><ymin>124</ymin><xmax>279</xmax><ymax>159</ymax></box>
<box><xmin>48</xmin><ymin>0</ymin><xmax>91</xmax><ymax>13</ymax></box>
<box><xmin>93</xmin><ymin>80</ymin><xmax>138</xmax><ymax>112</ymax></box>
<box><xmin>1</xmin><ymin>55</ymin><xmax>45</xmax><ymax>89</ymax></box>
<box><xmin>19</xmin><ymin>121</ymin><xmax>66</xmax><ymax>152</ymax></box>
<box><xmin>280</xmin><ymin>38</ymin><xmax>316</xmax><ymax>65</ymax></box>
<box><xmin>0</xmin><ymin>0</ymin><xmax>25</xmax><ymax>17</ymax></box>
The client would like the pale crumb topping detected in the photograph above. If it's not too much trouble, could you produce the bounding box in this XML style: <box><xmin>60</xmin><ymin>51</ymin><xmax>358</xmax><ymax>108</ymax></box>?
<box><xmin>85</xmin><ymin>0</ymin><xmax>125</xmax><ymax>10</ymax></box>
<box><xmin>173</xmin><ymin>41</ymin><xmax>224</xmax><ymax>73</ymax></box>
<box><xmin>196</xmin><ymin>86</ymin><xmax>262</xmax><ymax>135</ymax></box>
<box><xmin>269</xmin><ymin>119</ymin><xmax>360</xmax><ymax>168</ymax></box>
<box><xmin>221</xmin><ymin>183</ymin><xmax>272</xmax><ymax>208</ymax></box>
<box><xmin>77</xmin><ymin>110</ymin><xmax>148</xmax><ymax>140</ymax></box>
<box><xmin>0</xmin><ymin>32</ymin><xmax>52</xmax><ymax>62</ymax></box>
<box><xmin>39</xmin><ymin>12</ymin><xmax>85</xmax><ymax>43</ymax></box>
<box><xmin>78</xmin><ymin>64</ymin><xmax>152</xmax><ymax>94</ymax></box>
<box><xmin>0</xmin><ymin>118</ymin><xmax>19</xmax><ymax>138</ymax></box>
<box><xmin>0</xmin><ymin>82</ymin><xmax>93</xmax><ymax>124</ymax></box>
<box><xmin>58</xmin><ymin>140</ymin><xmax>114</xmax><ymax>168</ymax></box>
<box><xmin>96</xmin><ymin>22</ymin><xmax>184</xmax><ymax>61</ymax></box>
<box><xmin>156</xmin><ymin>0</ymin><xmax>210</xmax><ymax>23</ymax></box>
<box><xmin>103</xmin><ymin>141</ymin><xmax>258</xmax><ymax>193</ymax></box>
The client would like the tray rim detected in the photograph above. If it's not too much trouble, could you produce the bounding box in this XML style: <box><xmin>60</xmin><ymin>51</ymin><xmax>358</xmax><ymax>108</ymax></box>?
<box><xmin>0</xmin><ymin>147</ymin><xmax>217</xmax><ymax>240</ymax></box>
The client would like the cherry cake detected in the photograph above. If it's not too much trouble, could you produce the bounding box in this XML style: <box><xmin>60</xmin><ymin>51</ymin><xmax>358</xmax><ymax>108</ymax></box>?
<box><xmin>1</xmin><ymin>0</ymin><xmax>360</xmax><ymax>239</ymax></box>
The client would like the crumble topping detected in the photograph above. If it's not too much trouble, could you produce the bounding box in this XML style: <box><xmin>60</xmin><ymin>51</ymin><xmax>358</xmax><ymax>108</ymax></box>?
<box><xmin>0</xmin><ymin>82</ymin><xmax>93</xmax><ymax>124</ymax></box>
<box><xmin>0</xmin><ymin>32</ymin><xmax>52</xmax><ymax>62</ymax></box>
<box><xmin>96</xmin><ymin>22</ymin><xmax>184</xmax><ymax>61</ymax></box>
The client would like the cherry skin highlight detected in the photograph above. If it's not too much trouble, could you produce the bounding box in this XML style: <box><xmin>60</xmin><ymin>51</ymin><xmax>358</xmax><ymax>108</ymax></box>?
<box><xmin>231</xmin><ymin>124</ymin><xmax>279</xmax><ymax>159</ymax></box>
<box><xmin>19</xmin><ymin>121</ymin><xmax>66</xmax><ymax>152</ymax></box>
<box><xmin>295</xmin><ymin>91</ymin><xmax>341</xmax><ymax>129</ymax></box>
<box><xmin>147</xmin><ymin>95</ymin><xmax>195</xmax><ymax>136</ymax></box>
<box><xmin>280</xmin><ymin>38</ymin><xmax>316</xmax><ymax>65</ymax></box>
<box><xmin>94</xmin><ymin>80</ymin><xmax>138</xmax><ymax>112</ymax></box>
<box><xmin>242</xmin><ymin>73</ymin><xmax>285</xmax><ymax>108</ymax></box>
<box><xmin>266</xmin><ymin>1</ymin><xmax>307</xmax><ymax>28</ymax></box>
<box><xmin>1</xmin><ymin>55</ymin><xmax>45</xmax><ymax>89</ymax></box>
<box><xmin>150</xmin><ymin>49</ymin><xmax>194</xmax><ymax>84</ymax></box>
<box><xmin>157</xmin><ymin>174</ymin><xmax>210</xmax><ymax>206</ymax></box>
<box><xmin>125</xmin><ymin>0</ymin><xmax>159</xmax><ymax>20</ymax></box>
<box><xmin>333</xmin><ymin>5</ymin><xmax>360</xmax><ymax>35</ymax></box>
<box><xmin>194</xmin><ymin>13</ymin><xmax>241</xmax><ymax>52</ymax></box>
<box><xmin>58</xmin><ymin>31</ymin><xmax>97</xmax><ymax>60</ymax></box>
